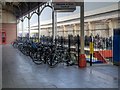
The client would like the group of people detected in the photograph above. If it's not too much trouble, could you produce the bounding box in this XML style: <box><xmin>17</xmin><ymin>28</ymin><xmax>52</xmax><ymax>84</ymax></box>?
<box><xmin>85</xmin><ymin>34</ymin><xmax>112</xmax><ymax>49</ymax></box>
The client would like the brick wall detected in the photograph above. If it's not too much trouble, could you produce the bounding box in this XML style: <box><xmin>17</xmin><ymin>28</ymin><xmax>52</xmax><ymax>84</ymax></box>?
<box><xmin>2</xmin><ymin>23</ymin><xmax>17</xmax><ymax>44</ymax></box>
<box><xmin>1</xmin><ymin>10</ymin><xmax>17</xmax><ymax>44</ymax></box>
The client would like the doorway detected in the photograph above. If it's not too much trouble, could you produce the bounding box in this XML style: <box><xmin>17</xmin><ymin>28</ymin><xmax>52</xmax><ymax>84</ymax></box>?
<box><xmin>0</xmin><ymin>31</ymin><xmax>6</xmax><ymax>44</ymax></box>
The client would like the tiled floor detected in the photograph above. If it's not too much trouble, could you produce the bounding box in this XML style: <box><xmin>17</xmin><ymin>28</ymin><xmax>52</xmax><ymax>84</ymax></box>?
<box><xmin>2</xmin><ymin>45</ymin><xmax>119</xmax><ymax>88</ymax></box>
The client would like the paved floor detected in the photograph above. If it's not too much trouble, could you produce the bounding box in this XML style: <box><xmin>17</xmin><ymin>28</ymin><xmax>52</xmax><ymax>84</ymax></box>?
<box><xmin>2</xmin><ymin>45</ymin><xmax>119</xmax><ymax>88</ymax></box>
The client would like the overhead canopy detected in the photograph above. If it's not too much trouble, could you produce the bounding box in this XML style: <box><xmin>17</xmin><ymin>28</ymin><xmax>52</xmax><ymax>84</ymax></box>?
<box><xmin>1</xmin><ymin>2</ymin><xmax>83</xmax><ymax>19</ymax></box>
<box><xmin>2</xmin><ymin>2</ymin><xmax>46</xmax><ymax>19</ymax></box>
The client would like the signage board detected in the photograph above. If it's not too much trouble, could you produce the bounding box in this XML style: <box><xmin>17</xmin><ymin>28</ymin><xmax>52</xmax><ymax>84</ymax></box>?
<box><xmin>53</xmin><ymin>2</ymin><xmax>76</xmax><ymax>12</ymax></box>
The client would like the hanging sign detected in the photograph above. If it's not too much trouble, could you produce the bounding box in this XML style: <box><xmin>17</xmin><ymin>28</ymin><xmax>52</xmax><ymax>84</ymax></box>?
<box><xmin>53</xmin><ymin>2</ymin><xmax>76</xmax><ymax>12</ymax></box>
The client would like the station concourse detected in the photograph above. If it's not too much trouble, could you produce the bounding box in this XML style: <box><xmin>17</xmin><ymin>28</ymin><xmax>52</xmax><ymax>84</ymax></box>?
<box><xmin>0</xmin><ymin>1</ymin><xmax>119</xmax><ymax>89</ymax></box>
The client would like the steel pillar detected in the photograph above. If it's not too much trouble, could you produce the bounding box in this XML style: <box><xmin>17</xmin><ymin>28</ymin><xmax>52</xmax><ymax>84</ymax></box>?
<box><xmin>21</xmin><ymin>19</ymin><xmax>24</xmax><ymax>37</ymax></box>
<box><xmin>52</xmin><ymin>7</ymin><xmax>55</xmax><ymax>43</ymax></box>
<box><xmin>38</xmin><ymin>14</ymin><xmax>40</xmax><ymax>42</ymax></box>
<box><xmin>28</xmin><ymin>14</ymin><xmax>30</xmax><ymax>38</ymax></box>
<box><xmin>80</xmin><ymin>2</ymin><xmax>84</xmax><ymax>54</ymax></box>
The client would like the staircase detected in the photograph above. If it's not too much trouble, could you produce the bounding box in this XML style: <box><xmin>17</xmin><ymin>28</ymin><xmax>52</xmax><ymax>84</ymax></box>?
<box><xmin>94</xmin><ymin>51</ymin><xmax>107</xmax><ymax>63</ymax></box>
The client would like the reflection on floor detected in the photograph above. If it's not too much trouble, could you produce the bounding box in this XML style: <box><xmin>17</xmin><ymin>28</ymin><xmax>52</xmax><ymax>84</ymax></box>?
<box><xmin>2</xmin><ymin>45</ymin><xmax>118</xmax><ymax>88</ymax></box>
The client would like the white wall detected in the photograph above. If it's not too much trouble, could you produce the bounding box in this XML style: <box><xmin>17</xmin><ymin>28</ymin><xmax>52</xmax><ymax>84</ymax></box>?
<box><xmin>2</xmin><ymin>10</ymin><xmax>16</xmax><ymax>23</ymax></box>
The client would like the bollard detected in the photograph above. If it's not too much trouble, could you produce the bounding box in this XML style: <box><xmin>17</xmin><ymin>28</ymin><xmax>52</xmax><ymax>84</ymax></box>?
<box><xmin>89</xmin><ymin>35</ymin><xmax>94</xmax><ymax>66</ymax></box>
<box><xmin>79</xmin><ymin>54</ymin><xmax>86</xmax><ymax>68</ymax></box>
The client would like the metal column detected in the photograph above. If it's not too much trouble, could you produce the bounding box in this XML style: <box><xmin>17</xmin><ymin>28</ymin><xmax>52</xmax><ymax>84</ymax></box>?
<box><xmin>52</xmin><ymin>7</ymin><xmax>55</xmax><ymax>43</ymax></box>
<box><xmin>21</xmin><ymin>19</ymin><xmax>24</xmax><ymax>37</ymax></box>
<box><xmin>38</xmin><ymin>3</ymin><xmax>40</xmax><ymax>42</ymax></box>
<box><xmin>38</xmin><ymin>14</ymin><xmax>40</xmax><ymax>42</ymax></box>
<box><xmin>28</xmin><ymin>14</ymin><xmax>30</xmax><ymax>38</ymax></box>
<box><xmin>78</xmin><ymin>2</ymin><xmax>86</xmax><ymax>68</ymax></box>
<box><xmin>80</xmin><ymin>2</ymin><xmax>84</xmax><ymax>54</ymax></box>
<box><xmin>55</xmin><ymin>11</ymin><xmax>57</xmax><ymax>37</ymax></box>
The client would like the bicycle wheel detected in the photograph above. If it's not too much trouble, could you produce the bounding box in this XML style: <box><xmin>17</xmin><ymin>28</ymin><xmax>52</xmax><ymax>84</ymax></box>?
<box><xmin>69</xmin><ymin>53</ymin><xmax>77</xmax><ymax>65</ymax></box>
<box><xmin>46</xmin><ymin>53</ymin><xmax>59</xmax><ymax>68</ymax></box>
<box><xmin>18</xmin><ymin>44</ymin><xmax>23</xmax><ymax>52</ymax></box>
<box><xmin>12</xmin><ymin>42</ymin><xmax>17</xmax><ymax>48</ymax></box>
<box><xmin>40</xmin><ymin>52</ymin><xmax>46</xmax><ymax>64</ymax></box>
<box><xmin>61</xmin><ymin>51</ymin><xmax>71</xmax><ymax>66</ymax></box>
<box><xmin>32</xmin><ymin>52</ymin><xmax>43</xmax><ymax>65</ymax></box>
<box><xmin>24</xmin><ymin>47</ymin><xmax>30</xmax><ymax>56</ymax></box>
